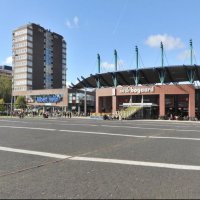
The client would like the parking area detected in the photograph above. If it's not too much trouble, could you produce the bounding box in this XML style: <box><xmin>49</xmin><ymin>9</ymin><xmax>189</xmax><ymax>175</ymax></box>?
<box><xmin>0</xmin><ymin>118</ymin><xmax>200</xmax><ymax>198</ymax></box>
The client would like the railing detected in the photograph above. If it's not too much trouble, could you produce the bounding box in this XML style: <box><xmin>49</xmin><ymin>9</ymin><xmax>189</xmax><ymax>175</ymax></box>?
<box><xmin>118</xmin><ymin>106</ymin><xmax>142</xmax><ymax>119</ymax></box>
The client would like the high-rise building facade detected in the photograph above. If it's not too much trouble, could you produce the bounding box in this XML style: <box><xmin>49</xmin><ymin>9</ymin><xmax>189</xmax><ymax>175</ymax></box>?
<box><xmin>12</xmin><ymin>23</ymin><xmax>67</xmax><ymax>92</ymax></box>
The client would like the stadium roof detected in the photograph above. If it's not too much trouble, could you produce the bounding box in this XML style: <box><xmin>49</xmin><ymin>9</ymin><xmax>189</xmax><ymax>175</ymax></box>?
<box><xmin>71</xmin><ymin>65</ymin><xmax>200</xmax><ymax>89</ymax></box>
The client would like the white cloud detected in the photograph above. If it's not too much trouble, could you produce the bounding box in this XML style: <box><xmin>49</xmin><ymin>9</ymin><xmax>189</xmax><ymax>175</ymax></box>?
<box><xmin>101</xmin><ymin>60</ymin><xmax>124</xmax><ymax>72</ymax></box>
<box><xmin>73</xmin><ymin>16</ymin><xmax>79</xmax><ymax>26</ymax></box>
<box><xmin>66</xmin><ymin>20</ymin><xmax>72</xmax><ymax>29</ymax></box>
<box><xmin>66</xmin><ymin>81</ymin><xmax>71</xmax><ymax>87</ymax></box>
<box><xmin>145</xmin><ymin>34</ymin><xmax>184</xmax><ymax>50</ymax></box>
<box><xmin>1</xmin><ymin>56</ymin><xmax>12</xmax><ymax>66</ymax></box>
<box><xmin>102</xmin><ymin>62</ymin><xmax>115</xmax><ymax>71</ymax></box>
<box><xmin>177</xmin><ymin>50</ymin><xmax>190</xmax><ymax>61</ymax></box>
<box><xmin>65</xmin><ymin>16</ymin><xmax>80</xmax><ymax>29</ymax></box>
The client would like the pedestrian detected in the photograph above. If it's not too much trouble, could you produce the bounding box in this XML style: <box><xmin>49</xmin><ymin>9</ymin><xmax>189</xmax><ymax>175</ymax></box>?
<box><xmin>64</xmin><ymin>111</ymin><xmax>67</xmax><ymax>118</ymax></box>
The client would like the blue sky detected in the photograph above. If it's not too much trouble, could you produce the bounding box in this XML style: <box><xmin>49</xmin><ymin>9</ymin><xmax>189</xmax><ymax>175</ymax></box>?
<box><xmin>1</xmin><ymin>0</ymin><xmax>200</xmax><ymax>85</ymax></box>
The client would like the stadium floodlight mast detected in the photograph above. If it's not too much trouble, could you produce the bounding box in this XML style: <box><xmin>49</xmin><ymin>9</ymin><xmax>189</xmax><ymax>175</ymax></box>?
<box><xmin>190</xmin><ymin>39</ymin><xmax>193</xmax><ymax>65</ymax></box>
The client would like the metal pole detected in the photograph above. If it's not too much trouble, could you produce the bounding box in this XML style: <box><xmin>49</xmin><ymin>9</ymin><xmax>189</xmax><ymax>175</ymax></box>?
<box><xmin>10</xmin><ymin>74</ymin><xmax>13</xmax><ymax>118</ymax></box>
<box><xmin>135</xmin><ymin>46</ymin><xmax>139</xmax><ymax>85</ymax></box>
<box><xmin>114</xmin><ymin>49</ymin><xmax>117</xmax><ymax>71</ymax></box>
<box><xmin>160</xmin><ymin>42</ymin><xmax>164</xmax><ymax>84</ymax></box>
<box><xmin>84</xmin><ymin>88</ymin><xmax>87</xmax><ymax>116</ymax></box>
<box><xmin>97</xmin><ymin>54</ymin><xmax>100</xmax><ymax>88</ymax></box>
<box><xmin>190</xmin><ymin>39</ymin><xmax>193</xmax><ymax>65</ymax></box>
<box><xmin>136</xmin><ymin>46</ymin><xmax>139</xmax><ymax>70</ymax></box>
<box><xmin>161</xmin><ymin>42</ymin><xmax>164</xmax><ymax>68</ymax></box>
<box><xmin>97</xmin><ymin>53</ymin><xmax>100</xmax><ymax>73</ymax></box>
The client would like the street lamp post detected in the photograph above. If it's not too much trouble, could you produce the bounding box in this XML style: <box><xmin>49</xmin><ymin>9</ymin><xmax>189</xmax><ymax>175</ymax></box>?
<box><xmin>84</xmin><ymin>88</ymin><xmax>87</xmax><ymax>116</ymax></box>
<box><xmin>11</xmin><ymin>54</ymin><xmax>17</xmax><ymax>117</ymax></box>
<box><xmin>10</xmin><ymin>72</ymin><xmax>13</xmax><ymax>117</ymax></box>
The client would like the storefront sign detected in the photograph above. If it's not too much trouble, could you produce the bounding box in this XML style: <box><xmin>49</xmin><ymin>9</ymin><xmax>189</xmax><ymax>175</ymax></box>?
<box><xmin>119</xmin><ymin>86</ymin><xmax>154</xmax><ymax>94</ymax></box>
<box><xmin>35</xmin><ymin>94</ymin><xmax>62</xmax><ymax>103</ymax></box>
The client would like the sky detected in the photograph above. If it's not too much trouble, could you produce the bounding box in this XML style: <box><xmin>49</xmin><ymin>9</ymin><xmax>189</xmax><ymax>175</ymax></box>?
<box><xmin>1</xmin><ymin>0</ymin><xmax>200</xmax><ymax>86</ymax></box>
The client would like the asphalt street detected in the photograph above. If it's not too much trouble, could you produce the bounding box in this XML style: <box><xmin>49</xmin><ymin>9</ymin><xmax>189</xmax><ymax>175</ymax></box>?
<box><xmin>0</xmin><ymin>117</ymin><xmax>200</xmax><ymax>199</ymax></box>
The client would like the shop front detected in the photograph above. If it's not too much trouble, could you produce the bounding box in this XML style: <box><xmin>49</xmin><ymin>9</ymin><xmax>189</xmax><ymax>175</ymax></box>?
<box><xmin>96</xmin><ymin>84</ymin><xmax>196</xmax><ymax>120</ymax></box>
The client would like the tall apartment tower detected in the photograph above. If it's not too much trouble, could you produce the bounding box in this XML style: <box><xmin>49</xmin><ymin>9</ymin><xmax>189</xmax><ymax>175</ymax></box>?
<box><xmin>12</xmin><ymin>23</ymin><xmax>67</xmax><ymax>92</ymax></box>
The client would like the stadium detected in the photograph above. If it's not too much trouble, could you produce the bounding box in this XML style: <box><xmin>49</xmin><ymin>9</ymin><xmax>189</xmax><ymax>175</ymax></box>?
<box><xmin>72</xmin><ymin>42</ymin><xmax>200</xmax><ymax>120</ymax></box>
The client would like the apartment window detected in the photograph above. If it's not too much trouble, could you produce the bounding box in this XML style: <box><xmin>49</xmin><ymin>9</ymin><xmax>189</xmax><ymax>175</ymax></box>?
<box><xmin>14</xmin><ymin>74</ymin><xmax>27</xmax><ymax>79</ymax></box>
<box><xmin>27</xmin><ymin>55</ymin><xmax>32</xmax><ymax>60</ymax></box>
<box><xmin>27</xmin><ymin>29</ymin><xmax>33</xmax><ymax>35</ymax></box>
<box><xmin>15</xmin><ymin>80</ymin><xmax>27</xmax><ymax>86</ymax></box>
<box><xmin>27</xmin><ymin>61</ymin><xmax>32</xmax><ymax>66</ymax></box>
<box><xmin>15</xmin><ymin>67</ymin><xmax>27</xmax><ymax>73</ymax></box>
<box><xmin>15</xmin><ymin>48</ymin><xmax>27</xmax><ymax>54</ymax></box>
<box><xmin>15</xmin><ymin>36</ymin><xmax>27</xmax><ymax>42</ymax></box>
<box><xmin>15</xmin><ymin>61</ymin><xmax>27</xmax><ymax>67</ymax></box>
<box><xmin>27</xmin><ymin>42</ymin><xmax>33</xmax><ymax>47</ymax></box>
<box><xmin>15</xmin><ymin>55</ymin><xmax>27</xmax><ymax>61</ymax></box>
<box><xmin>27</xmin><ymin>80</ymin><xmax>32</xmax><ymax>85</ymax></box>
<box><xmin>15</xmin><ymin>42</ymin><xmax>27</xmax><ymax>48</ymax></box>
<box><xmin>27</xmin><ymin>36</ymin><xmax>33</xmax><ymax>42</ymax></box>
<box><xmin>27</xmin><ymin>48</ymin><xmax>33</xmax><ymax>54</ymax></box>
<box><xmin>27</xmin><ymin>74</ymin><xmax>32</xmax><ymax>79</ymax></box>
<box><xmin>14</xmin><ymin>29</ymin><xmax>27</xmax><ymax>36</ymax></box>
<box><xmin>27</xmin><ymin>68</ymin><xmax>32</xmax><ymax>73</ymax></box>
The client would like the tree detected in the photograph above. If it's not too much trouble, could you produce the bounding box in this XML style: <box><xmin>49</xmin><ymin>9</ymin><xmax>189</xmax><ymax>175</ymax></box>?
<box><xmin>15</xmin><ymin>96</ymin><xmax>27</xmax><ymax>109</ymax></box>
<box><xmin>0</xmin><ymin>98</ymin><xmax>5</xmax><ymax>112</ymax></box>
<box><xmin>0</xmin><ymin>76</ymin><xmax>12</xmax><ymax>103</ymax></box>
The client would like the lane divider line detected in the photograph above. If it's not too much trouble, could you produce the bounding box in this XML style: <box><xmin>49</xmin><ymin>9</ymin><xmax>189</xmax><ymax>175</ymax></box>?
<box><xmin>0</xmin><ymin>146</ymin><xmax>200</xmax><ymax>171</ymax></box>
<box><xmin>1</xmin><ymin>125</ymin><xmax>200</xmax><ymax>142</ymax></box>
<box><xmin>0</xmin><ymin>146</ymin><xmax>70</xmax><ymax>159</ymax></box>
<box><xmin>0</xmin><ymin>126</ymin><xmax>56</xmax><ymax>131</ymax></box>
<box><xmin>70</xmin><ymin>156</ymin><xmax>200</xmax><ymax>171</ymax></box>
<box><xmin>59</xmin><ymin>129</ymin><xmax>147</xmax><ymax>138</ymax></box>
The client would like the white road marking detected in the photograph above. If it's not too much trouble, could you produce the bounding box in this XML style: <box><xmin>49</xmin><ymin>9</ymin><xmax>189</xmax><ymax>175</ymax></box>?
<box><xmin>0</xmin><ymin>146</ymin><xmax>200</xmax><ymax>171</ymax></box>
<box><xmin>60</xmin><ymin>129</ymin><xmax>200</xmax><ymax>141</ymax></box>
<box><xmin>101</xmin><ymin>124</ymin><xmax>200</xmax><ymax>133</ymax></box>
<box><xmin>0</xmin><ymin>119</ymin><xmax>99</xmax><ymax>127</ymax></box>
<box><xmin>119</xmin><ymin>122</ymin><xmax>195</xmax><ymax>128</ymax></box>
<box><xmin>0</xmin><ymin>126</ymin><xmax>56</xmax><ymax>131</ymax></box>
<box><xmin>0</xmin><ymin>120</ymin><xmax>29</xmax><ymax>123</ymax></box>
<box><xmin>149</xmin><ymin>136</ymin><xmax>200</xmax><ymax>141</ymax></box>
<box><xmin>1</xmin><ymin>125</ymin><xmax>200</xmax><ymax>141</ymax></box>
<box><xmin>101</xmin><ymin>124</ymin><xmax>175</xmax><ymax>131</ymax></box>
<box><xmin>71</xmin><ymin>156</ymin><xmax>200</xmax><ymax>171</ymax></box>
<box><xmin>59</xmin><ymin>129</ymin><xmax>146</xmax><ymax>138</ymax></box>
<box><xmin>0</xmin><ymin>146</ymin><xmax>70</xmax><ymax>159</ymax></box>
<box><xmin>58</xmin><ymin>123</ymin><xmax>98</xmax><ymax>127</ymax></box>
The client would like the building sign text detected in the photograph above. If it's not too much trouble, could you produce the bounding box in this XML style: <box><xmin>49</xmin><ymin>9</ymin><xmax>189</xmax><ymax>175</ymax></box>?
<box><xmin>119</xmin><ymin>86</ymin><xmax>154</xmax><ymax>94</ymax></box>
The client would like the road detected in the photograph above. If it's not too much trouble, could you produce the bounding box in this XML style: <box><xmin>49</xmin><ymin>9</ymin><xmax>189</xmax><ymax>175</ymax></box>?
<box><xmin>0</xmin><ymin>117</ymin><xmax>200</xmax><ymax>199</ymax></box>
